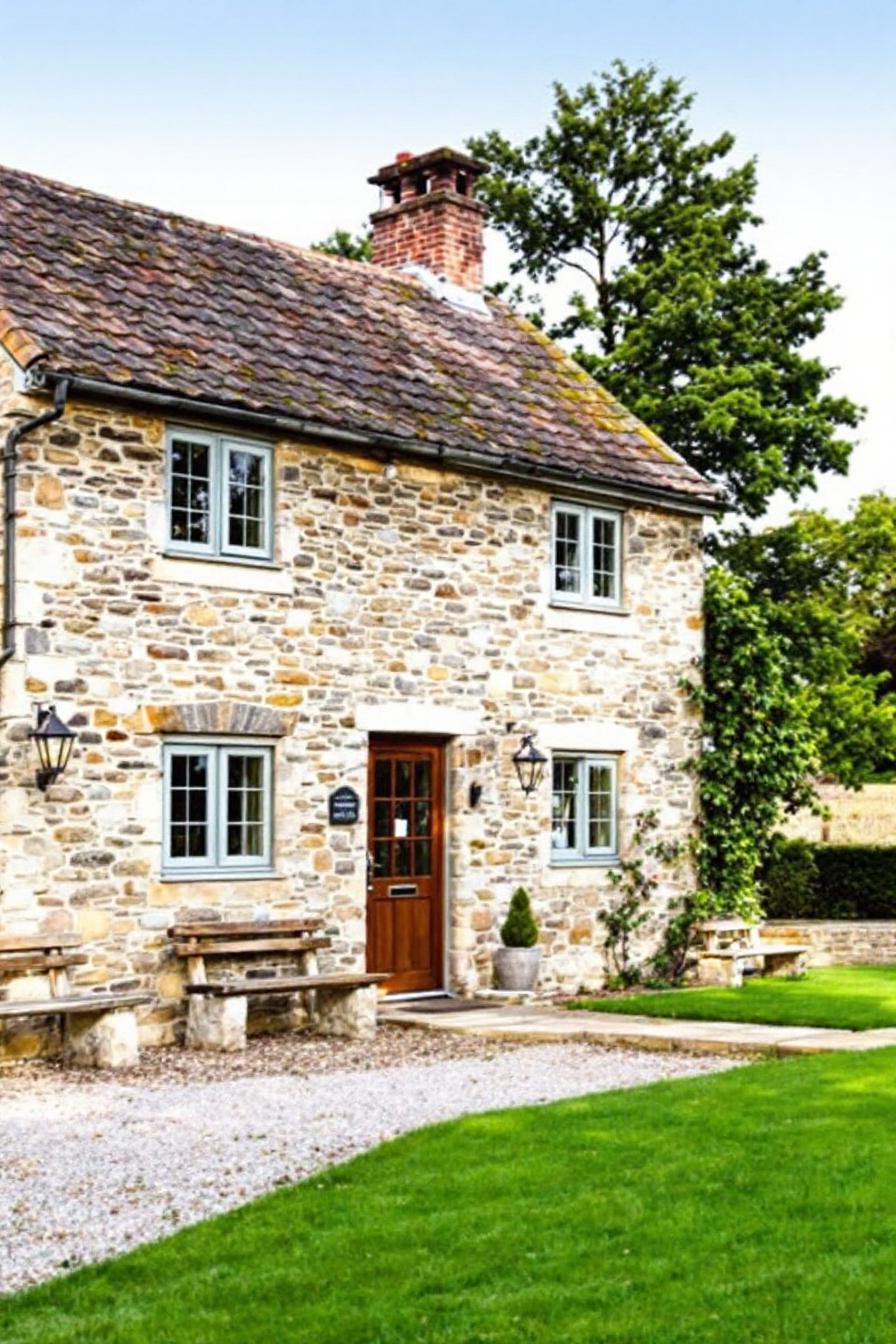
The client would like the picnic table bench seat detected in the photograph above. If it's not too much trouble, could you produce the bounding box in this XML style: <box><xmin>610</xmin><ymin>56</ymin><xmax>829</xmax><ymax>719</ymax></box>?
<box><xmin>0</xmin><ymin>934</ymin><xmax>152</xmax><ymax>1068</ymax></box>
<box><xmin>693</xmin><ymin>919</ymin><xmax>809</xmax><ymax>988</ymax></box>
<box><xmin>167</xmin><ymin>919</ymin><xmax>387</xmax><ymax>1050</ymax></box>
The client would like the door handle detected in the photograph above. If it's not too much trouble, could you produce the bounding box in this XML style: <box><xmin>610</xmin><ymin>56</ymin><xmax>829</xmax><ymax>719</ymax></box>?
<box><xmin>367</xmin><ymin>850</ymin><xmax>374</xmax><ymax>892</ymax></box>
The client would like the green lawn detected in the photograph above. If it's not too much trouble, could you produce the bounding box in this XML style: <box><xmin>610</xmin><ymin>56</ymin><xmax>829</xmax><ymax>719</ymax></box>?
<box><xmin>6</xmin><ymin>1051</ymin><xmax>896</xmax><ymax>1342</ymax></box>
<box><xmin>568</xmin><ymin>965</ymin><xmax>896</xmax><ymax>1031</ymax></box>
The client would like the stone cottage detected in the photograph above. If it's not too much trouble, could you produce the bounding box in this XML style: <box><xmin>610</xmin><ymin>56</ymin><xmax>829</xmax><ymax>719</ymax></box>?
<box><xmin>0</xmin><ymin>146</ymin><xmax>719</xmax><ymax>1052</ymax></box>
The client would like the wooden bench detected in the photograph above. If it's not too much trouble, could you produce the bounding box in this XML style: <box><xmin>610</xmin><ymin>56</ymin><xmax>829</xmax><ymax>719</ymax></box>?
<box><xmin>0</xmin><ymin>933</ymin><xmax>152</xmax><ymax>1068</ymax></box>
<box><xmin>167</xmin><ymin>919</ymin><xmax>388</xmax><ymax>1051</ymax></box>
<box><xmin>693</xmin><ymin>919</ymin><xmax>809</xmax><ymax>988</ymax></box>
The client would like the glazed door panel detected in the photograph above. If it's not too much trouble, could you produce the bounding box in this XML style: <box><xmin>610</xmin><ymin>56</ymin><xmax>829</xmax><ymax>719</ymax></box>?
<box><xmin>366</xmin><ymin>739</ymin><xmax>444</xmax><ymax>994</ymax></box>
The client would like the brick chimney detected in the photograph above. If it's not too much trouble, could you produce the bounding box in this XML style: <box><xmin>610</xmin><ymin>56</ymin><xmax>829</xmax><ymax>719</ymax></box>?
<box><xmin>368</xmin><ymin>147</ymin><xmax>489</xmax><ymax>292</ymax></box>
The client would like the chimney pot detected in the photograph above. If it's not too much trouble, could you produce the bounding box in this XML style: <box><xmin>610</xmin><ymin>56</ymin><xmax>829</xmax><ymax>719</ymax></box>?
<box><xmin>368</xmin><ymin>146</ymin><xmax>489</xmax><ymax>292</ymax></box>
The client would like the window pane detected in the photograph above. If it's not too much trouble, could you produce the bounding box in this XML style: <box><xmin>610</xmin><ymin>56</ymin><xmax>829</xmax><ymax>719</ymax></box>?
<box><xmin>588</xmin><ymin>763</ymin><xmax>615</xmax><ymax>850</ymax></box>
<box><xmin>168</xmin><ymin>753</ymin><xmax>209</xmax><ymax>859</ymax></box>
<box><xmin>551</xmin><ymin>759</ymin><xmax>578</xmax><ymax>852</ymax></box>
<box><xmin>227</xmin><ymin>448</ymin><xmax>266</xmax><ymax>551</ymax></box>
<box><xmin>414</xmin><ymin>839</ymin><xmax>431</xmax><ymax>876</ymax></box>
<box><xmin>394</xmin><ymin>839</ymin><xmax>411</xmax><ymax>875</ymax></box>
<box><xmin>225</xmin><ymin>753</ymin><xmax>265</xmax><ymax>858</ymax></box>
<box><xmin>414</xmin><ymin>759</ymin><xmax>431</xmax><ymax>797</ymax></box>
<box><xmin>374</xmin><ymin>800</ymin><xmax>390</xmax><ymax>837</ymax></box>
<box><xmin>592</xmin><ymin>515</ymin><xmax>617</xmax><ymax>601</ymax></box>
<box><xmin>414</xmin><ymin>801</ymin><xmax>431</xmax><ymax>837</ymax></box>
<box><xmin>373</xmin><ymin>840</ymin><xmax>389</xmax><ymax>877</ymax></box>
<box><xmin>554</xmin><ymin>509</ymin><xmax>582</xmax><ymax>595</ymax></box>
<box><xmin>375</xmin><ymin>759</ymin><xmax>391</xmax><ymax>796</ymax></box>
<box><xmin>169</xmin><ymin>439</ymin><xmax>211</xmax><ymax>546</ymax></box>
<box><xmin>395</xmin><ymin>761</ymin><xmax>412</xmax><ymax>797</ymax></box>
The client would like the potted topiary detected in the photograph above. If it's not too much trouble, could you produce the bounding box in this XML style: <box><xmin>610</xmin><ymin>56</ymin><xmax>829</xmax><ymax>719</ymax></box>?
<box><xmin>493</xmin><ymin>887</ymin><xmax>540</xmax><ymax>991</ymax></box>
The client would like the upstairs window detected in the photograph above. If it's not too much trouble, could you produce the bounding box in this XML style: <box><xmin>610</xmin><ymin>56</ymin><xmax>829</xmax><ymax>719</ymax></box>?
<box><xmin>162</xmin><ymin>741</ymin><xmax>273</xmax><ymax>876</ymax></box>
<box><xmin>166</xmin><ymin>428</ymin><xmax>273</xmax><ymax>561</ymax></box>
<box><xmin>551</xmin><ymin>502</ymin><xmax>621</xmax><ymax>608</ymax></box>
<box><xmin>551</xmin><ymin>755</ymin><xmax>618</xmax><ymax>862</ymax></box>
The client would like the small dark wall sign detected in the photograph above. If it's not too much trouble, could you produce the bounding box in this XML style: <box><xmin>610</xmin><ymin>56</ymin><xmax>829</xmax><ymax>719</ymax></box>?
<box><xmin>328</xmin><ymin>785</ymin><xmax>361</xmax><ymax>825</ymax></box>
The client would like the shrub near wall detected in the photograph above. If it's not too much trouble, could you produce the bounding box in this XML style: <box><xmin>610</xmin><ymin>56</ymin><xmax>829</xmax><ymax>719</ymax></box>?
<box><xmin>761</xmin><ymin>837</ymin><xmax>896</xmax><ymax>919</ymax></box>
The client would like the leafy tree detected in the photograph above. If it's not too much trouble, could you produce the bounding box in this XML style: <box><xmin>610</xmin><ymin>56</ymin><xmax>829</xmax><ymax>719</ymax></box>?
<box><xmin>721</xmin><ymin>495</ymin><xmax>896</xmax><ymax>784</ymax></box>
<box><xmin>469</xmin><ymin>62</ymin><xmax>862</xmax><ymax>517</ymax></box>
<box><xmin>311</xmin><ymin>228</ymin><xmax>372</xmax><ymax>262</ymax></box>
<box><xmin>687</xmin><ymin>566</ymin><xmax>819</xmax><ymax>916</ymax></box>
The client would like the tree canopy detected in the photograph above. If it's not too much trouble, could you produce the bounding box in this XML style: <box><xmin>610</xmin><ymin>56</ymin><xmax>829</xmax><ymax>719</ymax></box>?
<box><xmin>469</xmin><ymin>61</ymin><xmax>862</xmax><ymax>518</ymax></box>
<box><xmin>311</xmin><ymin>228</ymin><xmax>372</xmax><ymax>262</ymax></box>
<box><xmin>720</xmin><ymin>496</ymin><xmax>896</xmax><ymax>786</ymax></box>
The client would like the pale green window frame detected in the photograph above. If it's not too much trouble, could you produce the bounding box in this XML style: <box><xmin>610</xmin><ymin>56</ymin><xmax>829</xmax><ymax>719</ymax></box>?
<box><xmin>162</xmin><ymin>739</ymin><xmax>274</xmax><ymax>877</ymax></box>
<box><xmin>165</xmin><ymin>426</ymin><xmax>274</xmax><ymax>561</ymax></box>
<box><xmin>550</xmin><ymin>501</ymin><xmax>622</xmax><ymax>608</ymax></box>
<box><xmin>550</xmin><ymin>754</ymin><xmax>619</xmax><ymax>863</ymax></box>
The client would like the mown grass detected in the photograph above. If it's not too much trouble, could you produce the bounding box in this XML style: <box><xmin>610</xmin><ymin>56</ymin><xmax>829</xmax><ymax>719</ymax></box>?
<box><xmin>569</xmin><ymin>965</ymin><xmax>896</xmax><ymax>1031</ymax></box>
<box><xmin>5</xmin><ymin>1050</ymin><xmax>896</xmax><ymax>1342</ymax></box>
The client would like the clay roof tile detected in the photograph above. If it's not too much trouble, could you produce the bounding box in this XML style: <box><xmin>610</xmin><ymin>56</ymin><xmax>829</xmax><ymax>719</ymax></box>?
<box><xmin>0</xmin><ymin>163</ymin><xmax>720</xmax><ymax>507</ymax></box>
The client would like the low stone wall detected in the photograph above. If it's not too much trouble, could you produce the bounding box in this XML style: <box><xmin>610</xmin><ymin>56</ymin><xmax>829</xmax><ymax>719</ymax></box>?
<box><xmin>764</xmin><ymin>920</ymin><xmax>896</xmax><ymax>967</ymax></box>
<box><xmin>781</xmin><ymin>784</ymin><xmax>896</xmax><ymax>844</ymax></box>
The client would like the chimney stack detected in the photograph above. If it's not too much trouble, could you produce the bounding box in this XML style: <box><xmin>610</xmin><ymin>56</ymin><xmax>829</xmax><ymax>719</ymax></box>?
<box><xmin>368</xmin><ymin>147</ymin><xmax>489</xmax><ymax>292</ymax></box>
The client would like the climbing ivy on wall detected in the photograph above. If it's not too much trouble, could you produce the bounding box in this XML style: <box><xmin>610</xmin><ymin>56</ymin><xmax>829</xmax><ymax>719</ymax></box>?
<box><xmin>687</xmin><ymin>565</ymin><xmax>818</xmax><ymax>917</ymax></box>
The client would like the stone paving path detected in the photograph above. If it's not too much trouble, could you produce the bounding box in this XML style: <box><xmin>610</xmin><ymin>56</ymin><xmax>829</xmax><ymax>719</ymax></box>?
<box><xmin>383</xmin><ymin>1003</ymin><xmax>896</xmax><ymax>1056</ymax></box>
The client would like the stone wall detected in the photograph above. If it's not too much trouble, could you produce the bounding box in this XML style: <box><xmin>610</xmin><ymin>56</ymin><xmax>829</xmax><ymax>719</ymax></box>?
<box><xmin>764</xmin><ymin>920</ymin><xmax>896</xmax><ymax>966</ymax></box>
<box><xmin>780</xmin><ymin>783</ymin><xmax>896</xmax><ymax>845</ymax></box>
<box><xmin>0</xmin><ymin>366</ymin><xmax>705</xmax><ymax>1052</ymax></box>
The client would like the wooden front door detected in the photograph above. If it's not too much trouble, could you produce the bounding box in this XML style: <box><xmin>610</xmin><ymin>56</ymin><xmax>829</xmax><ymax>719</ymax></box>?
<box><xmin>366</xmin><ymin>738</ymin><xmax>444</xmax><ymax>994</ymax></box>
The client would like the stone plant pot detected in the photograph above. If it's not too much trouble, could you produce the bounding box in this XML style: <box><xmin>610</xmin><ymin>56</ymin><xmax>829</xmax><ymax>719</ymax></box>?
<box><xmin>493</xmin><ymin>945</ymin><xmax>541</xmax><ymax>992</ymax></box>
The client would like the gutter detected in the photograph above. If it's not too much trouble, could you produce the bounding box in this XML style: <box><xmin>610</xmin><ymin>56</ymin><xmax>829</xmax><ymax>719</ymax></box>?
<box><xmin>27</xmin><ymin>368</ymin><xmax>726</xmax><ymax>518</ymax></box>
<box><xmin>1</xmin><ymin>377</ymin><xmax>70</xmax><ymax>671</ymax></box>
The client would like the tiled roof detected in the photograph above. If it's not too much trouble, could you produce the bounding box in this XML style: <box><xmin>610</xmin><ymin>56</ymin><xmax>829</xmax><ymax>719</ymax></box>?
<box><xmin>0</xmin><ymin>164</ymin><xmax>719</xmax><ymax>508</ymax></box>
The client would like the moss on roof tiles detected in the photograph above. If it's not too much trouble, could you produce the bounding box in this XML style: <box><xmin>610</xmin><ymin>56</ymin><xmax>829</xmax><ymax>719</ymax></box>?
<box><xmin>0</xmin><ymin>161</ymin><xmax>719</xmax><ymax>506</ymax></box>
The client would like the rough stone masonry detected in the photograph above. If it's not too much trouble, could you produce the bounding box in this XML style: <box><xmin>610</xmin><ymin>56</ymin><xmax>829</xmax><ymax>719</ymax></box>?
<box><xmin>0</xmin><ymin>361</ymin><xmax>704</xmax><ymax>1055</ymax></box>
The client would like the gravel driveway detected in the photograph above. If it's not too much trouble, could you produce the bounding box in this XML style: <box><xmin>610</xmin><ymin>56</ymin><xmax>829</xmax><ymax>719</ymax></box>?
<box><xmin>0</xmin><ymin>1028</ymin><xmax>736</xmax><ymax>1295</ymax></box>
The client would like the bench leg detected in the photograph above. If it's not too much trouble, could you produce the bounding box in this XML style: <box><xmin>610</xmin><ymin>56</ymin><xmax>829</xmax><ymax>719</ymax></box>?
<box><xmin>696</xmin><ymin>956</ymin><xmax>742</xmax><ymax>989</ymax></box>
<box><xmin>763</xmin><ymin>952</ymin><xmax>808</xmax><ymax>979</ymax></box>
<box><xmin>64</xmin><ymin>1009</ymin><xmax>139</xmax><ymax>1069</ymax></box>
<box><xmin>314</xmin><ymin>985</ymin><xmax>378</xmax><ymax>1040</ymax></box>
<box><xmin>296</xmin><ymin>949</ymin><xmax>320</xmax><ymax>1028</ymax></box>
<box><xmin>186</xmin><ymin>995</ymin><xmax>247</xmax><ymax>1052</ymax></box>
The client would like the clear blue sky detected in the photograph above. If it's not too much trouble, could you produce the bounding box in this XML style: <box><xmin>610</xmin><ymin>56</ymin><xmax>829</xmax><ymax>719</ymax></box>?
<box><xmin>3</xmin><ymin>0</ymin><xmax>892</xmax><ymax>519</ymax></box>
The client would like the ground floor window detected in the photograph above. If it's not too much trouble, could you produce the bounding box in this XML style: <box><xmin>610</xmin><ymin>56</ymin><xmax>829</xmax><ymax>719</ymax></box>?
<box><xmin>162</xmin><ymin>740</ymin><xmax>273</xmax><ymax>876</ymax></box>
<box><xmin>551</xmin><ymin>754</ymin><xmax>618</xmax><ymax>861</ymax></box>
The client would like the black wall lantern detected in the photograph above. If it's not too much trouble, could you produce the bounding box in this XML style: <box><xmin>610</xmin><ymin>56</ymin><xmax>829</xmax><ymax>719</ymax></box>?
<box><xmin>512</xmin><ymin>732</ymin><xmax>547</xmax><ymax>796</ymax></box>
<box><xmin>30</xmin><ymin>703</ymin><xmax>77</xmax><ymax>791</ymax></box>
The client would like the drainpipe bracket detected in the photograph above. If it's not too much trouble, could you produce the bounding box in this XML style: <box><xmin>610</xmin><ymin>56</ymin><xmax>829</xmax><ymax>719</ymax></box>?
<box><xmin>20</xmin><ymin>366</ymin><xmax>48</xmax><ymax>393</ymax></box>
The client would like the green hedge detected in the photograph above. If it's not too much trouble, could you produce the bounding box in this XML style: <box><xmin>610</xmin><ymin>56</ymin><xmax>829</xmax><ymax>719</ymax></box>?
<box><xmin>760</xmin><ymin>837</ymin><xmax>896</xmax><ymax>919</ymax></box>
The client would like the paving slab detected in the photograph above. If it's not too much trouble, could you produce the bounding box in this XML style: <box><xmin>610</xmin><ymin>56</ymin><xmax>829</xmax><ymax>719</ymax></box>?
<box><xmin>777</xmin><ymin>1027</ymin><xmax>896</xmax><ymax>1055</ymax></box>
<box><xmin>382</xmin><ymin>1004</ymin><xmax>896</xmax><ymax>1057</ymax></box>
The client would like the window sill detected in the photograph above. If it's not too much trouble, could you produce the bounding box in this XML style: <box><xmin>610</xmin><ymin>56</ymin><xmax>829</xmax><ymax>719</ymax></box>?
<box><xmin>549</xmin><ymin>599</ymin><xmax>628</xmax><ymax>615</ymax></box>
<box><xmin>549</xmin><ymin>856</ymin><xmax>620</xmax><ymax>869</ymax></box>
<box><xmin>163</xmin><ymin>549</ymin><xmax>279</xmax><ymax>570</ymax></box>
<box><xmin>159</xmin><ymin>870</ymin><xmax>282</xmax><ymax>884</ymax></box>
<box><xmin>545</xmin><ymin>604</ymin><xmax>630</xmax><ymax>636</ymax></box>
<box><xmin>151</xmin><ymin>554</ymin><xmax>292</xmax><ymax>595</ymax></box>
